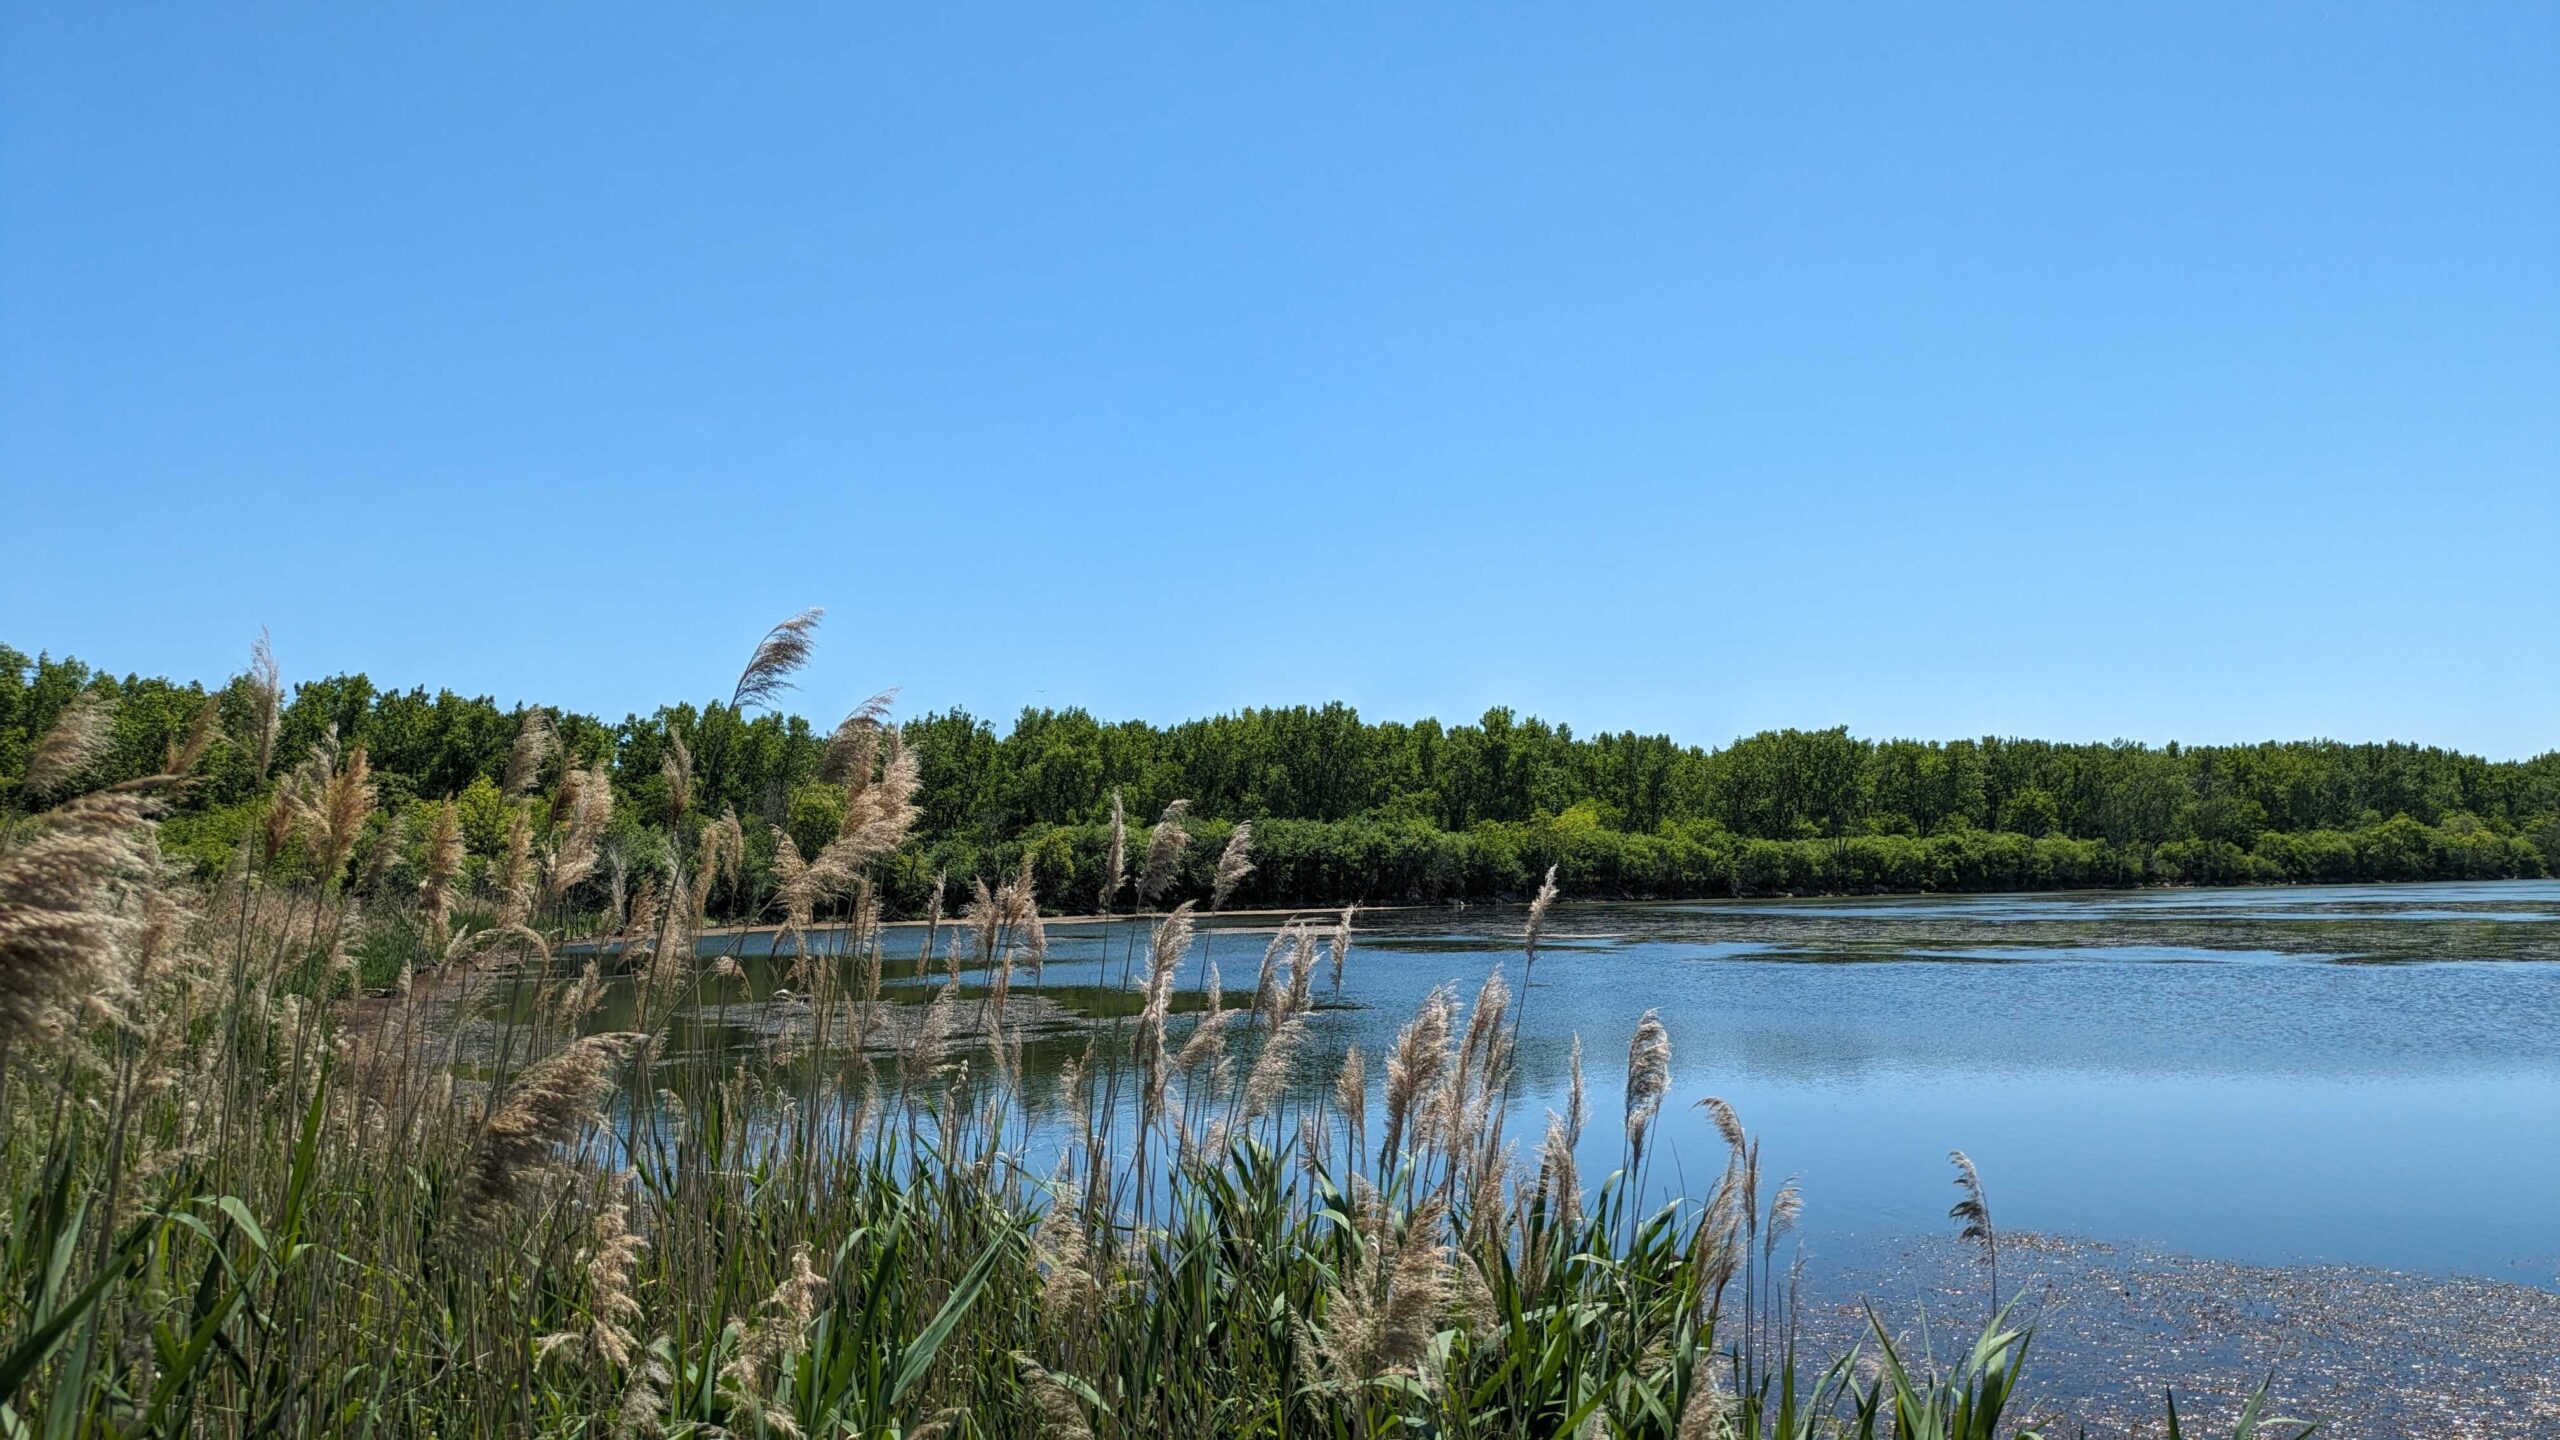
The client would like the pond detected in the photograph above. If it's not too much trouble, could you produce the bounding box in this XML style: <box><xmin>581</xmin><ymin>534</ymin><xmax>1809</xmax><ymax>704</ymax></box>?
<box><xmin>533</xmin><ymin>879</ymin><xmax>2560</xmax><ymax>1427</ymax></box>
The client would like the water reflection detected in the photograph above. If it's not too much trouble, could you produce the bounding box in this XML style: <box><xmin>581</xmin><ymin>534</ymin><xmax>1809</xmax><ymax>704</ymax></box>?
<box><xmin>519</xmin><ymin>880</ymin><xmax>2560</xmax><ymax>1281</ymax></box>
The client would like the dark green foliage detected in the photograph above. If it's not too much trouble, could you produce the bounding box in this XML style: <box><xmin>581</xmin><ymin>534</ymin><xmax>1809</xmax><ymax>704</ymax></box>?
<box><xmin>6</xmin><ymin>643</ymin><xmax>2553</xmax><ymax>913</ymax></box>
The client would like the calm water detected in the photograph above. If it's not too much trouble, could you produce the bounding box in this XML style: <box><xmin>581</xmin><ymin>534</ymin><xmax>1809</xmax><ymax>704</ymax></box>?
<box><xmin>574</xmin><ymin>880</ymin><xmax>2560</xmax><ymax>1285</ymax></box>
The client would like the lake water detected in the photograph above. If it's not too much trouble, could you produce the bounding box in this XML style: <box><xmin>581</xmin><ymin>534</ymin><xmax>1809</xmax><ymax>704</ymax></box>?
<box><xmin>634</xmin><ymin>878</ymin><xmax>2560</xmax><ymax>1283</ymax></box>
<box><xmin>545</xmin><ymin>880</ymin><xmax>2560</xmax><ymax>1424</ymax></box>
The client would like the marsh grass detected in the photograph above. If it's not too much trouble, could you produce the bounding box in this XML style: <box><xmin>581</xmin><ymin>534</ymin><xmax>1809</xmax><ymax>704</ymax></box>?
<box><xmin>0</xmin><ymin>625</ymin><xmax>2325</xmax><ymax>1439</ymax></box>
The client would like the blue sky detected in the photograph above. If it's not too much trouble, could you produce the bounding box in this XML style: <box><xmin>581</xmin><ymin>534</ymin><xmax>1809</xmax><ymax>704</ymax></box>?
<box><xmin>4</xmin><ymin>5</ymin><xmax>2554</xmax><ymax>756</ymax></box>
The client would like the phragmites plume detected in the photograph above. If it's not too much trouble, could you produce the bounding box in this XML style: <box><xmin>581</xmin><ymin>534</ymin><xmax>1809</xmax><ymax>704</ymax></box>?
<box><xmin>730</xmin><ymin>607</ymin><xmax>824</xmax><ymax>710</ymax></box>
<box><xmin>1250</xmin><ymin>922</ymin><xmax>1291</xmax><ymax>1024</ymax></box>
<box><xmin>419</xmin><ymin>797</ymin><xmax>464</xmax><ymax>953</ymax></box>
<box><xmin>1380</xmin><ymin>983</ymin><xmax>1456</xmax><ymax>1165</ymax></box>
<box><xmin>0</xmin><ymin>788</ymin><xmax>157</xmax><ymax>1048</ymax></box>
<box><xmin>1766</xmin><ymin>1180</ymin><xmax>1805</xmax><ymax>1256</ymax></box>
<box><xmin>504</xmin><ymin>706</ymin><xmax>558</xmax><ymax>796</ymax></box>
<box><xmin>1020</xmin><ymin>1358</ymin><xmax>1095</xmax><ymax>1440</ymax></box>
<box><xmin>899</xmin><ymin>982</ymin><xmax>957</xmax><ymax>1091</ymax></box>
<box><xmin>916</xmin><ymin>872</ymin><xmax>946</xmax><ymax>977</ymax></box>
<box><xmin>1334</xmin><ymin>1045</ymin><xmax>1368</xmax><ymax>1157</ymax></box>
<box><xmin>1450</xmin><ymin>966</ymin><xmax>1513</xmax><ymax>1145</ymax></box>
<box><xmin>1697</xmin><ymin>1096</ymin><xmax>1747</xmax><ymax>1157</ymax></box>
<box><xmin>769</xmin><ymin>826</ymin><xmax>815</xmax><ymax>943</ymax></box>
<box><xmin>1174</xmin><ymin>959</ymin><xmax>1231</xmax><ymax>1075</ymax></box>
<box><xmin>496</xmin><ymin>802</ymin><xmax>535</xmax><ymax>926</ymax></box>
<box><xmin>1948</xmin><ymin>1149</ymin><xmax>2000</xmax><ymax>1311</ymax></box>
<box><xmin>1240</xmin><ymin>1017</ymin><xmax>1306</xmax><ymax>1123</ymax></box>
<box><xmin>1538</xmin><ymin>1110</ymin><xmax>1583</xmax><ymax>1239</ymax></box>
<box><xmin>1328</xmin><ymin>904</ymin><xmax>1357</xmax><ymax>994</ymax></box>
<box><xmin>24</xmin><ymin>690</ymin><xmax>119</xmax><ymax>800</ymax></box>
<box><xmin>537</xmin><ymin>1189</ymin><xmax>649</xmax><ymax>1373</ymax></box>
<box><xmin>1524</xmin><ymin>864</ymin><xmax>1559</xmax><ymax>965</ymax></box>
<box><xmin>544</xmin><ymin>760</ymin><xmax>614</xmax><ymax>905</ymax></box>
<box><xmin>1209</xmin><ymin>821</ymin><xmax>1255</xmax><ymax>911</ymax></box>
<box><xmin>1099</xmin><ymin>790</ymin><xmax>1127</xmax><ymax>914</ymax></box>
<box><xmin>721</xmin><ymin>1243</ymin><xmax>832</xmax><ymax>1428</ymax></box>
<box><xmin>689</xmin><ymin>810</ymin><xmax>745</xmax><ymax>922</ymax></box>
<box><xmin>1135</xmin><ymin>902</ymin><xmax>1196</xmax><ymax>1125</ymax></box>
<box><xmin>965</xmin><ymin>876</ymin><xmax>1000</xmax><ymax>964</ymax></box>
<box><xmin>1282</xmin><ymin>922</ymin><xmax>1320</xmax><ymax>1019</ymax></box>
<box><xmin>164</xmin><ymin>693</ymin><xmax>223</xmax><ymax>778</ymax></box>
<box><xmin>1032</xmin><ymin>1179</ymin><xmax>1102</xmax><ymax>1335</ymax></box>
<box><xmin>1316</xmin><ymin>1197</ymin><xmax>1457</xmax><ymax>1383</ymax></box>
<box><xmin>818</xmin><ymin>689</ymin><xmax>899</xmax><ymax>784</ymax></box>
<box><xmin>815</xmin><ymin>727</ymin><xmax>918</xmax><ymax>890</ymax></box>
<box><xmin>1138</xmin><ymin>799</ymin><xmax>1191</xmax><ymax>906</ymax></box>
<box><xmin>1623</xmin><ymin>1010</ymin><xmax>1671</xmax><ymax>1165</ymax></box>
<box><xmin>659</xmin><ymin>729</ymin><xmax>693</xmax><ymax>818</ymax></box>
<box><xmin>462</xmin><ymin>1032</ymin><xmax>643</xmax><ymax>1223</ymax></box>
<box><xmin>246</xmin><ymin>628</ymin><xmax>282</xmax><ymax>777</ymax></box>
<box><xmin>301</xmin><ymin>741</ymin><xmax>376</xmax><ymax>885</ymax></box>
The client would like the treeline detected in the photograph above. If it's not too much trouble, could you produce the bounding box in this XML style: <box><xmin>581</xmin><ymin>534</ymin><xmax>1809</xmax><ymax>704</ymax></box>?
<box><xmin>4</xmin><ymin>640</ymin><xmax>2554</xmax><ymax>916</ymax></box>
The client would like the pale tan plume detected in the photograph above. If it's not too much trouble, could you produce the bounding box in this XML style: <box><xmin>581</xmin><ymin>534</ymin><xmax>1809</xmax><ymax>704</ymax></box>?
<box><xmin>353</xmin><ymin>809</ymin><xmax>406</xmax><ymax>895</ymax></box>
<box><xmin>0</xmin><ymin>788</ymin><xmax>157</xmax><ymax>1048</ymax></box>
<box><xmin>1380</xmin><ymin>983</ymin><xmax>1456</xmax><ymax>1164</ymax></box>
<box><xmin>1174</xmin><ymin>959</ymin><xmax>1230</xmax><ymax>1074</ymax></box>
<box><xmin>504</xmin><ymin>706</ymin><xmax>558</xmax><ymax>796</ymax></box>
<box><xmin>1525</xmin><ymin>864</ymin><xmax>1559</xmax><ymax>963</ymax></box>
<box><xmin>1251</xmin><ymin>922</ymin><xmax>1293</xmax><ymax>1024</ymax></box>
<box><xmin>1624</xmin><ymin>1010</ymin><xmax>1672</xmax><ymax>1164</ymax></box>
<box><xmin>24</xmin><ymin>689</ymin><xmax>118</xmax><ymax>800</ymax></box>
<box><xmin>1209</xmin><ymin>821</ymin><xmax>1254</xmax><ymax>911</ymax></box>
<box><xmin>1328</xmin><ymin>904</ymin><xmax>1357</xmax><ymax>993</ymax></box>
<box><xmin>1334</xmin><ymin>1045</ymin><xmax>1368</xmax><ymax>1157</ymax></box>
<box><xmin>1240</xmin><ymin>1016</ymin><xmax>1306</xmax><ymax>1122</ymax></box>
<box><xmin>720</xmin><ymin>1242</ymin><xmax>832</xmax><ymax>1427</ymax></box>
<box><xmin>1316</xmin><ymin>1197</ymin><xmax>1458</xmax><ymax>1383</ymax></box>
<box><xmin>817</xmin><ymin>688</ymin><xmax>899</xmax><ymax>783</ymax></box>
<box><xmin>815</xmin><ymin>729</ymin><xmax>917</xmax><ymax>889</ymax></box>
<box><xmin>300</xmin><ymin>742</ymin><xmax>376</xmax><ymax>885</ymax></box>
<box><xmin>1099</xmin><ymin>789</ymin><xmax>1127</xmax><ymax>913</ymax></box>
<box><xmin>1948</xmin><ymin>1148</ymin><xmax>2000</xmax><ymax>1308</ymax></box>
<box><xmin>418</xmin><ymin>798</ymin><xmax>465</xmax><ymax>953</ymax></box>
<box><xmin>659</xmin><ymin>729</ymin><xmax>693</xmax><ymax>818</ymax></box>
<box><xmin>536</xmin><ymin>1188</ymin><xmax>649</xmax><ymax>1373</ymax></box>
<box><xmin>163</xmin><ymin>692</ymin><xmax>223</xmax><ymax>778</ymax></box>
<box><xmin>769</xmin><ymin>826</ymin><xmax>816</xmax><ymax>942</ymax></box>
<box><xmin>730</xmin><ymin>607</ymin><xmax>824</xmax><ymax>710</ymax></box>
<box><xmin>915</xmin><ymin>872</ymin><xmax>946</xmax><ymax>977</ymax></box>
<box><xmin>1282</xmin><ymin>921</ymin><xmax>1319</xmax><ymax>1018</ymax></box>
<box><xmin>496</xmin><ymin>802</ymin><xmax>535</xmax><ymax>926</ymax></box>
<box><xmin>1138</xmin><ymin>799</ymin><xmax>1191</xmax><ymax>905</ymax></box>
<box><xmin>461</xmin><ymin>1032</ymin><xmax>643</xmax><ymax>1223</ymax></box>
<box><xmin>1135</xmin><ymin>901</ymin><xmax>1197</xmax><ymax>1126</ymax></box>
<box><xmin>544</xmin><ymin>759</ymin><xmax>614</xmax><ymax>905</ymax></box>
<box><xmin>245</xmin><ymin>628</ymin><xmax>282</xmax><ymax>777</ymax></box>
<box><xmin>1538</xmin><ymin>1110</ymin><xmax>1582</xmax><ymax>1239</ymax></box>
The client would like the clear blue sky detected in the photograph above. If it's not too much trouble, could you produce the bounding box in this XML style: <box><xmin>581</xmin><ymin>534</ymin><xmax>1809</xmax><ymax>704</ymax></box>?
<box><xmin>5</xmin><ymin>5</ymin><xmax>2554</xmax><ymax>757</ymax></box>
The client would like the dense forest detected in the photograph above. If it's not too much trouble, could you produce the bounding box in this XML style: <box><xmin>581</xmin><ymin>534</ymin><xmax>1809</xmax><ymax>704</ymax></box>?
<box><xmin>5</xmin><ymin>638</ymin><xmax>2554</xmax><ymax>920</ymax></box>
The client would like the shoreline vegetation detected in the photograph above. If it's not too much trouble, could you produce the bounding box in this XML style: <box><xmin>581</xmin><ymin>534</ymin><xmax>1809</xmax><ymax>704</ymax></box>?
<box><xmin>5</xmin><ymin>633</ymin><xmax>2553</xmax><ymax>938</ymax></box>
<box><xmin>0</xmin><ymin>613</ymin><xmax>2477</xmax><ymax>1433</ymax></box>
